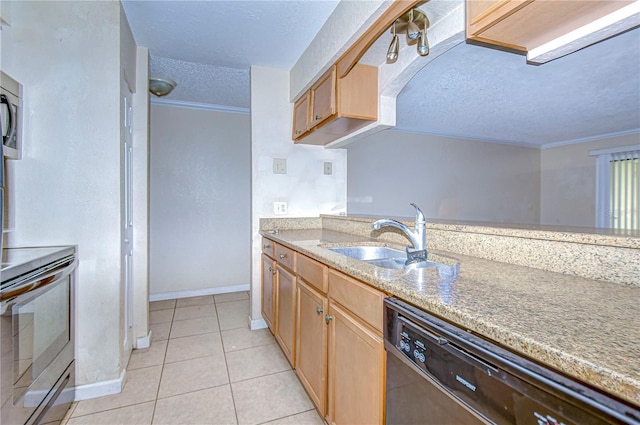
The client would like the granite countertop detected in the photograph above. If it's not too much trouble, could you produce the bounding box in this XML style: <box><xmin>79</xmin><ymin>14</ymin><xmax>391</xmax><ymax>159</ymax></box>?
<box><xmin>260</xmin><ymin>228</ymin><xmax>640</xmax><ymax>407</ymax></box>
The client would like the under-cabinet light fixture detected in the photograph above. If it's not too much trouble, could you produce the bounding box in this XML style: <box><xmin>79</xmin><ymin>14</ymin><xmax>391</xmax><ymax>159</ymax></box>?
<box><xmin>527</xmin><ymin>1</ymin><xmax>640</xmax><ymax>64</ymax></box>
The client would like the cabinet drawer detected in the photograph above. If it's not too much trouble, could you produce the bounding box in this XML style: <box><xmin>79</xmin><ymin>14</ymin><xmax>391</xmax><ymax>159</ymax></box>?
<box><xmin>328</xmin><ymin>269</ymin><xmax>384</xmax><ymax>333</ymax></box>
<box><xmin>297</xmin><ymin>254</ymin><xmax>328</xmax><ymax>294</ymax></box>
<box><xmin>262</xmin><ymin>238</ymin><xmax>274</xmax><ymax>258</ymax></box>
<box><xmin>274</xmin><ymin>243</ymin><xmax>295</xmax><ymax>271</ymax></box>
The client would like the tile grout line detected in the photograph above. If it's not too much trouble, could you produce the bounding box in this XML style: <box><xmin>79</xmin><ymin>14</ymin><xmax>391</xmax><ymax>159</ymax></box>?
<box><xmin>150</xmin><ymin>303</ymin><xmax>176</xmax><ymax>424</ymax></box>
<box><xmin>215</xmin><ymin>297</ymin><xmax>242</xmax><ymax>425</ymax></box>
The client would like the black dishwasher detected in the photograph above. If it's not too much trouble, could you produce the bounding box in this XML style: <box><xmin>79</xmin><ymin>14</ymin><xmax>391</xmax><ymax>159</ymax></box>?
<box><xmin>384</xmin><ymin>298</ymin><xmax>640</xmax><ymax>425</ymax></box>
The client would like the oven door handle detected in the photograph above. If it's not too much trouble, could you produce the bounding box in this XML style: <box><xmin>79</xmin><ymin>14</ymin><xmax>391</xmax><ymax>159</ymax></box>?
<box><xmin>0</xmin><ymin>258</ymin><xmax>78</xmax><ymax>311</ymax></box>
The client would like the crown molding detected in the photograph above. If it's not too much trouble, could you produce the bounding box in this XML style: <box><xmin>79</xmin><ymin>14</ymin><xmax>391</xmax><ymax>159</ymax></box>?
<box><xmin>150</xmin><ymin>98</ymin><xmax>250</xmax><ymax>114</ymax></box>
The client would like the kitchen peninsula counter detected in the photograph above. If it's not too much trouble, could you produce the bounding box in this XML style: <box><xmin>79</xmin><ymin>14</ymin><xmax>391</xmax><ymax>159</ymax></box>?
<box><xmin>259</xmin><ymin>220</ymin><xmax>640</xmax><ymax>408</ymax></box>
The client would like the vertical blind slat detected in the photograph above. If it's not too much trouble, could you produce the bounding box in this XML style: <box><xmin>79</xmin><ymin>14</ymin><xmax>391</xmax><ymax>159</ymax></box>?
<box><xmin>610</xmin><ymin>152</ymin><xmax>640</xmax><ymax>231</ymax></box>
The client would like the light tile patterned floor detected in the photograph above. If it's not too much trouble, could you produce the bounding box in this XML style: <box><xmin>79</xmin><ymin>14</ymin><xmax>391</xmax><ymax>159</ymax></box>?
<box><xmin>64</xmin><ymin>292</ymin><xmax>325</xmax><ymax>425</ymax></box>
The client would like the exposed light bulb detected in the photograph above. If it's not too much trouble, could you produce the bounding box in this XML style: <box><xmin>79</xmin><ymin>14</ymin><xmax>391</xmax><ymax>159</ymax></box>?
<box><xmin>417</xmin><ymin>29</ymin><xmax>429</xmax><ymax>56</ymax></box>
<box><xmin>387</xmin><ymin>23</ymin><xmax>400</xmax><ymax>63</ymax></box>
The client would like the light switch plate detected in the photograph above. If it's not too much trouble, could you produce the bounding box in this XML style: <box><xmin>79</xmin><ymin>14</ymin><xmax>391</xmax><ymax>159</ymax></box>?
<box><xmin>273</xmin><ymin>158</ymin><xmax>287</xmax><ymax>174</ymax></box>
<box><xmin>323</xmin><ymin>161</ymin><xmax>333</xmax><ymax>175</ymax></box>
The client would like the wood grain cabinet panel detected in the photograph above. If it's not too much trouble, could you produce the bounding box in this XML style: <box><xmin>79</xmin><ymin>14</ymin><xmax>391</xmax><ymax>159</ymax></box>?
<box><xmin>293</xmin><ymin>64</ymin><xmax>378</xmax><ymax>146</ymax></box>
<box><xmin>466</xmin><ymin>0</ymin><xmax>634</xmax><ymax>53</ymax></box>
<box><xmin>261</xmin><ymin>237</ymin><xmax>274</xmax><ymax>258</ymax></box>
<box><xmin>328</xmin><ymin>269</ymin><xmax>385</xmax><ymax>333</ymax></box>
<box><xmin>292</xmin><ymin>92</ymin><xmax>310</xmax><ymax>140</ymax></box>
<box><xmin>274</xmin><ymin>243</ymin><xmax>295</xmax><ymax>272</ymax></box>
<box><xmin>327</xmin><ymin>302</ymin><xmax>385</xmax><ymax>425</ymax></box>
<box><xmin>275</xmin><ymin>264</ymin><xmax>296</xmax><ymax>366</ymax></box>
<box><xmin>297</xmin><ymin>254</ymin><xmax>328</xmax><ymax>294</ymax></box>
<box><xmin>261</xmin><ymin>253</ymin><xmax>276</xmax><ymax>333</ymax></box>
<box><xmin>310</xmin><ymin>67</ymin><xmax>336</xmax><ymax>128</ymax></box>
<box><xmin>295</xmin><ymin>279</ymin><xmax>329</xmax><ymax>416</ymax></box>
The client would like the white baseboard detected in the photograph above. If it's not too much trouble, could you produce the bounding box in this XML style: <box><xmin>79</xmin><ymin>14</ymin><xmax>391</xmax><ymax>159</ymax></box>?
<box><xmin>135</xmin><ymin>331</ymin><xmax>152</xmax><ymax>349</ymax></box>
<box><xmin>250</xmin><ymin>316</ymin><xmax>268</xmax><ymax>330</ymax></box>
<box><xmin>149</xmin><ymin>284</ymin><xmax>250</xmax><ymax>302</ymax></box>
<box><xmin>74</xmin><ymin>369</ymin><xmax>125</xmax><ymax>401</ymax></box>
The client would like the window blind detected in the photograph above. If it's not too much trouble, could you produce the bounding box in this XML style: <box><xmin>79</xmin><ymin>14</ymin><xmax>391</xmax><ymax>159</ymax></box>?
<box><xmin>609</xmin><ymin>151</ymin><xmax>639</xmax><ymax>230</ymax></box>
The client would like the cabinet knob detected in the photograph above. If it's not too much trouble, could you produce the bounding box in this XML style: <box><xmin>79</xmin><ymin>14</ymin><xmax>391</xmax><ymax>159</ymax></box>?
<box><xmin>263</xmin><ymin>244</ymin><xmax>271</xmax><ymax>249</ymax></box>
<box><xmin>316</xmin><ymin>307</ymin><xmax>323</xmax><ymax>314</ymax></box>
<box><xmin>315</xmin><ymin>115</ymin><xmax>321</xmax><ymax>120</ymax></box>
<box><xmin>295</xmin><ymin>130</ymin><xmax>301</xmax><ymax>134</ymax></box>
<box><xmin>268</xmin><ymin>266</ymin><xmax>276</xmax><ymax>275</ymax></box>
<box><xmin>279</xmin><ymin>254</ymin><xmax>287</xmax><ymax>259</ymax></box>
<box><xmin>325</xmin><ymin>314</ymin><xmax>333</xmax><ymax>324</ymax></box>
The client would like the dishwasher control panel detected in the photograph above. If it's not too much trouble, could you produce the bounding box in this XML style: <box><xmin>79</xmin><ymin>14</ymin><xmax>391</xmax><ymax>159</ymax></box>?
<box><xmin>384</xmin><ymin>297</ymin><xmax>640</xmax><ymax>425</ymax></box>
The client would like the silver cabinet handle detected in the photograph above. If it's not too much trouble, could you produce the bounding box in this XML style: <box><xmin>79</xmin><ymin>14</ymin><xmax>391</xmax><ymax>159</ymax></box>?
<box><xmin>316</xmin><ymin>307</ymin><xmax>323</xmax><ymax>314</ymax></box>
<box><xmin>279</xmin><ymin>254</ymin><xmax>287</xmax><ymax>259</ymax></box>
<box><xmin>325</xmin><ymin>314</ymin><xmax>333</xmax><ymax>324</ymax></box>
<box><xmin>263</xmin><ymin>244</ymin><xmax>271</xmax><ymax>249</ymax></box>
<box><xmin>268</xmin><ymin>266</ymin><xmax>276</xmax><ymax>275</ymax></box>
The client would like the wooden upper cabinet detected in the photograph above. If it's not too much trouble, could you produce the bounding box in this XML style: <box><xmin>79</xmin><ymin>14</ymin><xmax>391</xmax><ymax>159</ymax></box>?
<box><xmin>293</xmin><ymin>64</ymin><xmax>378</xmax><ymax>146</ymax></box>
<box><xmin>292</xmin><ymin>92</ymin><xmax>310</xmax><ymax>140</ymax></box>
<box><xmin>310</xmin><ymin>67</ymin><xmax>337</xmax><ymax>128</ymax></box>
<box><xmin>467</xmin><ymin>0</ymin><xmax>635</xmax><ymax>53</ymax></box>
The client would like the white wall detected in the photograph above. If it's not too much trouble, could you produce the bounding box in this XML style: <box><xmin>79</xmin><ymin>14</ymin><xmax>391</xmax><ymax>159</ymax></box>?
<box><xmin>250</xmin><ymin>66</ymin><xmax>347</xmax><ymax>328</ymax></box>
<box><xmin>346</xmin><ymin>130</ymin><xmax>541</xmax><ymax>223</ymax></box>
<box><xmin>1</xmin><ymin>1</ymin><xmax>125</xmax><ymax>386</ymax></box>
<box><xmin>540</xmin><ymin>132</ymin><xmax>640</xmax><ymax>226</ymax></box>
<box><xmin>149</xmin><ymin>104</ymin><xmax>251</xmax><ymax>297</ymax></box>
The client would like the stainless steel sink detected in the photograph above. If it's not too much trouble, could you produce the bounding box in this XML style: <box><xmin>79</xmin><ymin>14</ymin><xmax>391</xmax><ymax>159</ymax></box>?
<box><xmin>328</xmin><ymin>246</ymin><xmax>406</xmax><ymax>262</ymax></box>
<box><xmin>327</xmin><ymin>245</ymin><xmax>459</xmax><ymax>277</ymax></box>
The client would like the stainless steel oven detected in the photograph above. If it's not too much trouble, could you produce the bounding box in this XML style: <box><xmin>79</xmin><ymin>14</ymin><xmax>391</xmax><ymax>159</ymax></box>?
<box><xmin>1</xmin><ymin>246</ymin><xmax>76</xmax><ymax>425</ymax></box>
<box><xmin>384</xmin><ymin>297</ymin><xmax>640</xmax><ymax>425</ymax></box>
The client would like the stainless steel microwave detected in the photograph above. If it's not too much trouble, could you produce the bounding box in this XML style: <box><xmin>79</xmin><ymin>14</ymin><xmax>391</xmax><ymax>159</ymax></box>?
<box><xmin>1</xmin><ymin>71</ymin><xmax>22</xmax><ymax>159</ymax></box>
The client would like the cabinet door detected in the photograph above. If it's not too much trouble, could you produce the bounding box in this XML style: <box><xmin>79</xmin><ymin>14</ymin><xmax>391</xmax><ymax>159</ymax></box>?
<box><xmin>327</xmin><ymin>302</ymin><xmax>385</xmax><ymax>425</ymax></box>
<box><xmin>292</xmin><ymin>92</ymin><xmax>310</xmax><ymax>140</ymax></box>
<box><xmin>261</xmin><ymin>254</ymin><xmax>276</xmax><ymax>332</ymax></box>
<box><xmin>275</xmin><ymin>264</ymin><xmax>296</xmax><ymax>366</ymax></box>
<box><xmin>310</xmin><ymin>66</ymin><xmax>336</xmax><ymax>128</ymax></box>
<box><xmin>296</xmin><ymin>279</ymin><xmax>329</xmax><ymax>415</ymax></box>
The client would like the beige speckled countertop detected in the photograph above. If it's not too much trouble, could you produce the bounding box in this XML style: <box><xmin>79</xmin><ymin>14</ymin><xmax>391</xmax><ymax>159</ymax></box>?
<box><xmin>260</xmin><ymin>227</ymin><xmax>640</xmax><ymax>408</ymax></box>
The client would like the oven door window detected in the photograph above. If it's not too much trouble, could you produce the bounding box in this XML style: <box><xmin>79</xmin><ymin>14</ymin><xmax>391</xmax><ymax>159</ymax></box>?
<box><xmin>13</xmin><ymin>277</ymin><xmax>70</xmax><ymax>400</ymax></box>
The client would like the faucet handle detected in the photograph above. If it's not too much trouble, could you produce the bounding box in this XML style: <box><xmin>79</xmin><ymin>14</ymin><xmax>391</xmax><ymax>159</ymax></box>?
<box><xmin>410</xmin><ymin>203</ymin><xmax>426</xmax><ymax>224</ymax></box>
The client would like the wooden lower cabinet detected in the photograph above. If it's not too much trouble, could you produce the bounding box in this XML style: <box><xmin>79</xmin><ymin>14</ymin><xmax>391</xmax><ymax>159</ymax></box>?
<box><xmin>261</xmin><ymin>254</ymin><xmax>276</xmax><ymax>332</ymax></box>
<box><xmin>327</xmin><ymin>301</ymin><xmax>385</xmax><ymax>425</ymax></box>
<box><xmin>260</xmin><ymin>239</ymin><xmax>386</xmax><ymax>424</ymax></box>
<box><xmin>275</xmin><ymin>264</ymin><xmax>296</xmax><ymax>366</ymax></box>
<box><xmin>295</xmin><ymin>279</ymin><xmax>329</xmax><ymax>415</ymax></box>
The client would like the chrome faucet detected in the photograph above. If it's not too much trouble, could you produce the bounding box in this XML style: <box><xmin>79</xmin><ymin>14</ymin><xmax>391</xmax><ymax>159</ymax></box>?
<box><xmin>371</xmin><ymin>203</ymin><xmax>427</xmax><ymax>265</ymax></box>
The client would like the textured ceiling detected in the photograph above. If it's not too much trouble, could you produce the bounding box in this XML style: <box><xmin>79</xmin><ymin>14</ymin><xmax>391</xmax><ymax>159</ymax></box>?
<box><xmin>122</xmin><ymin>0</ymin><xmax>340</xmax><ymax>109</ymax></box>
<box><xmin>122</xmin><ymin>1</ymin><xmax>640</xmax><ymax>146</ymax></box>
<box><xmin>395</xmin><ymin>27</ymin><xmax>640</xmax><ymax>146</ymax></box>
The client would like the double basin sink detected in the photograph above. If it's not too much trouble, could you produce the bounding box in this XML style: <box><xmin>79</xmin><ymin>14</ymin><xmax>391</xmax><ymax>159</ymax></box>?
<box><xmin>326</xmin><ymin>245</ymin><xmax>459</xmax><ymax>278</ymax></box>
